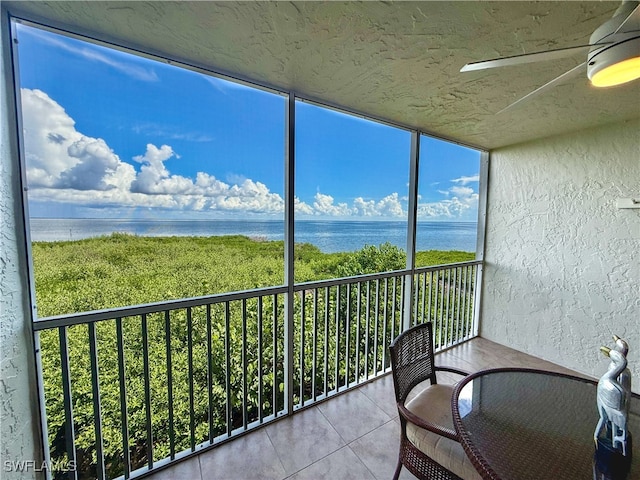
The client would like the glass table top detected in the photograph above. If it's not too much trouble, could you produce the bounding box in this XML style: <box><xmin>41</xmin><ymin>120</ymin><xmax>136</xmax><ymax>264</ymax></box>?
<box><xmin>452</xmin><ymin>369</ymin><xmax>640</xmax><ymax>480</ymax></box>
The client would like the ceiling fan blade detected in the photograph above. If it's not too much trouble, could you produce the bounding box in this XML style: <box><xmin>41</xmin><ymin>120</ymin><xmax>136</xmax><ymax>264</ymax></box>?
<box><xmin>496</xmin><ymin>62</ymin><xmax>585</xmax><ymax>114</ymax></box>
<box><xmin>461</xmin><ymin>44</ymin><xmax>595</xmax><ymax>72</ymax></box>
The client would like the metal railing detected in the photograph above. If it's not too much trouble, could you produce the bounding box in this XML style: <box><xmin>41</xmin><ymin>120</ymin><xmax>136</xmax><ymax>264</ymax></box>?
<box><xmin>34</xmin><ymin>260</ymin><xmax>481</xmax><ymax>480</ymax></box>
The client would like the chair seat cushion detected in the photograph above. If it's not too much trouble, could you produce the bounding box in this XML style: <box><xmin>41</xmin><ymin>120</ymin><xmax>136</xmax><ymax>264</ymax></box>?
<box><xmin>405</xmin><ymin>383</ymin><xmax>483</xmax><ymax>480</ymax></box>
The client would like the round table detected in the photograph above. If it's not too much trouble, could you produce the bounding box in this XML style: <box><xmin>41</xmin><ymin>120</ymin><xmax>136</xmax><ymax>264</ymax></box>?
<box><xmin>451</xmin><ymin>368</ymin><xmax>640</xmax><ymax>480</ymax></box>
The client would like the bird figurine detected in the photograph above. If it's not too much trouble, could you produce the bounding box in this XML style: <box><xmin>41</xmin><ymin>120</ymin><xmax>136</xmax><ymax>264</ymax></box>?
<box><xmin>595</xmin><ymin>345</ymin><xmax>630</xmax><ymax>456</ymax></box>
<box><xmin>612</xmin><ymin>334</ymin><xmax>632</xmax><ymax>396</ymax></box>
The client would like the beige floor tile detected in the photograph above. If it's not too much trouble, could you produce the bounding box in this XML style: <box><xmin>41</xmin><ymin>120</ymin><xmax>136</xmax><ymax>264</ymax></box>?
<box><xmin>150</xmin><ymin>455</ymin><xmax>202</xmax><ymax>480</ymax></box>
<box><xmin>198</xmin><ymin>429</ymin><xmax>286</xmax><ymax>480</ymax></box>
<box><xmin>286</xmin><ymin>446</ymin><xmax>375</xmax><ymax>480</ymax></box>
<box><xmin>265</xmin><ymin>406</ymin><xmax>344</xmax><ymax>475</ymax></box>
<box><xmin>358</xmin><ymin>373</ymin><xmax>399</xmax><ymax>418</ymax></box>
<box><xmin>317</xmin><ymin>388</ymin><xmax>391</xmax><ymax>443</ymax></box>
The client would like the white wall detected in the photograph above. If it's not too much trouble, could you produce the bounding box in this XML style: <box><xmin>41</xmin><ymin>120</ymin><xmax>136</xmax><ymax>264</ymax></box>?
<box><xmin>481</xmin><ymin>119</ymin><xmax>640</xmax><ymax>391</ymax></box>
<box><xmin>0</xmin><ymin>8</ymin><xmax>43</xmax><ymax>478</ymax></box>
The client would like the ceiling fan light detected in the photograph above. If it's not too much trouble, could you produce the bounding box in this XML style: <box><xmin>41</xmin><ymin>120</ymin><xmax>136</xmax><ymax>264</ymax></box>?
<box><xmin>588</xmin><ymin>37</ymin><xmax>640</xmax><ymax>87</ymax></box>
<box><xmin>591</xmin><ymin>56</ymin><xmax>640</xmax><ymax>87</ymax></box>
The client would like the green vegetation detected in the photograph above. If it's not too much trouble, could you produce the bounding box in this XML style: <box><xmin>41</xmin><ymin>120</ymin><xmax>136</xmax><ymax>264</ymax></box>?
<box><xmin>33</xmin><ymin>234</ymin><xmax>474</xmax><ymax>479</ymax></box>
<box><xmin>33</xmin><ymin>233</ymin><xmax>473</xmax><ymax>317</ymax></box>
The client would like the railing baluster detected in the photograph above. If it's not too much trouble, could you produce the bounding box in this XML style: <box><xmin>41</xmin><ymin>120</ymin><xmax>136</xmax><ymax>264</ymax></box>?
<box><xmin>187</xmin><ymin>308</ymin><xmax>195</xmax><ymax>450</ymax></box>
<box><xmin>466</xmin><ymin>265</ymin><xmax>473</xmax><ymax>337</ymax></box>
<box><xmin>456</xmin><ymin>267</ymin><xmax>463</xmax><ymax>342</ymax></box>
<box><xmin>323</xmin><ymin>286</ymin><xmax>329</xmax><ymax>396</ymax></box>
<box><xmin>334</xmin><ymin>285</ymin><xmax>340</xmax><ymax>391</ymax></box>
<box><xmin>412</xmin><ymin>272</ymin><xmax>419</xmax><ymax>327</ymax></box>
<box><xmin>391</xmin><ymin>277</ymin><xmax>397</xmax><ymax>342</ymax></box>
<box><xmin>273</xmin><ymin>294</ymin><xmax>278</xmax><ymax>417</ymax></box>
<box><xmin>58</xmin><ymin>327</ymin><xmax>77</xmax><ymax>480</ymax></box>
<box><xmin>116</xmin><ymin>318</ymin><xmax>131</xmax><ymax>478</ymax></box>
<box><xmin>444</xmin><ymin>269</ymin><xmax>452</xmax><ymax>347</ymax></box>
<box><xmin>88</xmin><ymin>323</ymin><xmax>105</xmax><ymax>480</ymax></box>
<box><xmin>141</xmin><ymin>313</ymin><xmax>153</xmax><ymax>468</ymax></box>
<box><xmin>300</xmin><ymin>291</ymin><xmax>306</xmax><ymax>406</ymax></box>
<box><xmin>471</xmin><ymin>265</ymin><xmax>477</xmax><ymax>334</ymax></box>
<box><xmin>355</xmin><ymin>282</ymin><xmax>361</xmax><ymax>384</ymax></box>
<box><xmin>433</xmin><ymin>271</ymin><xmax>440</xmax><ymax>347</ymax></box>
<box><xmin>382</xmin><ymin>278</ymin><xmax>389</xmax><ymax>370</ymax></box>
<box><xmin>449</xmin><ymin>268</ymin><xmax>455</xmax><ymax>345</ymax></box>
<box><xmin>448</xmin><ymin>268</ymin><xmax>454</xmax><ymax>344</ymax></box>
<box><xmin>345</xmin><ymin>284</ymin><xmax>351</xmax><ymax>387</ymax></box>
<box><xmin>364</xmin><ymin>281</ymin><xmax>371</xmax><ymax>380</ymax></box>
<box><xmin>206</xmin><ymin>304</ymin><xmax>214</xmax><ymax>442</ymax></box>
<box><xmin>258</xmin><ymin>297</ymin><xmax>263</xmax><ymax>422</ymax></box>
<box><xmin>224</xmin><ymin>302</ymin><xmax>232</xmax><ymax>436</ymax></box>
<box><xmin>427</xmin><ymin>271</ymin><xmax>434</xmax><ymax>324</ymax></box>
<box><xmin>439</xmin><ymin>269</ymin><xmax>446</xmax><ymax>347</ymax></box>
<box><xmin>165</xmin><ymin>311</ymin><xmax>175</xmax><ymax>457</ymax></box>
<box><xmin>460</xmin><ymin>266</ymin><xmax>468</xmax><ymax>339</ymax></box>
<box><xmin>446</xmin><ymin>268</ymin><xmax>452</xmax><ymax>345</ymax></box>
<box><xmin>373</xmin><ymin>279</ymin><xmax>380</xmax><ymax>375</ymax></box>
<box><xmin>312</xmin><ymin>289</ymin><xmax>318</xmax><ymax>402</ymax></box>
<box><xmin>242</xmin><ymin>299</ymin><xmax>248</xmax><ymax>429</ymax></box>
<box><xmin>420</xmin><ymin>272</ymin><xmax>426</xmax><ymax>324</ymax></box>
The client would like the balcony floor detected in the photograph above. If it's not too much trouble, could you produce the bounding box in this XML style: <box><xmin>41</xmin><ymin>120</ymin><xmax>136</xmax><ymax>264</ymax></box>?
<box><xmin>147</xmin><ymin>337</ymin><xmax>583</xmax><ymax>480</ymax></box>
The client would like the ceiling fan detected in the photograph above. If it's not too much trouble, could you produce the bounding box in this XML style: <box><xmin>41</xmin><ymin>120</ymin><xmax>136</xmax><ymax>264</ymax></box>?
<box><xmin>460</xmin><ymin>0</ymin><xmax>640</xmax><ymax>113</ymax></box>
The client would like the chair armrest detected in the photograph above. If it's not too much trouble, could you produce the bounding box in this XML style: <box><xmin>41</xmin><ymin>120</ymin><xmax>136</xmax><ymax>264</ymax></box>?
<box><xmin>397</xmin><ymin>402</ymin><xmax>459</xmax><ymax>442</ymax></box>
<box><xmin>434</xmin><ymin>366</ymin><xmax>469</xmax><ymax>377</ymax></box>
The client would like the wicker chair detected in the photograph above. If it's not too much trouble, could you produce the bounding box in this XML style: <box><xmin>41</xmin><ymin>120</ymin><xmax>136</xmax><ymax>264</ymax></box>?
<box><xmin>389</xmin><ymin>322</ymin><xmax>482</xmax><ymax>480</ymax></box>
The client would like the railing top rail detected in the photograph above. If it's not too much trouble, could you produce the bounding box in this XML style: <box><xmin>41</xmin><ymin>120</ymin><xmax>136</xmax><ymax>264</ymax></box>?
<box><xmin>33</xmin><ymin>285</ymin><xmax>289</xmax><ymax>331</ymax></box>
<box><xmin>414</xmin><ymin>259</ymin><xmax>482</xmax><ymax>274</ymax></box>
<box><xmin>294</xmin><ymin>269</ymin><xmax>409</xmax><ymax>290</ymax></box>
<box><xmin>294</xmin><ymin>260</ymin><xmax>481</xmax><ymax>291</ymax></box>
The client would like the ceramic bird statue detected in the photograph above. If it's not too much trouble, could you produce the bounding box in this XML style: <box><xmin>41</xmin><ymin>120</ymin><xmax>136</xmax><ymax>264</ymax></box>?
<box><xmin>613</xmin><ymin>334</ymin><xmax>632</xmax><ymax>395</ymax></box>
<box><xmin>595</xmin><ymin>346</ymin><xmax>629</xmax><ymax>456</ymax></box>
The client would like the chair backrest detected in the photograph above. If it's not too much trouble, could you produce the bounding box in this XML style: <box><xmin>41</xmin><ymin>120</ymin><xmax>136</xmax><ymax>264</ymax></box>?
<box><xmin>389</xmin><ymin>322</ymin><xmax>437</xmax><ymax>404</ymax></box>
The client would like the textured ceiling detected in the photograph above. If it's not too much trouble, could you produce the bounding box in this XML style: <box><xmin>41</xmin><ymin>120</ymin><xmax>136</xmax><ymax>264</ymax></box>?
<box><xmin>4</xmin><ymin>1</ymin><xmax>639</xmax><ymax>149</ymax></box>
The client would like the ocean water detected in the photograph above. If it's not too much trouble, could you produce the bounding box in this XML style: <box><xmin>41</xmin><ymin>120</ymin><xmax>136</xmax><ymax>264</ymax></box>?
<box><xmin>29</xmin><ymin>218</ymin><xmax>477</xmax><ymax>253</ymax></box>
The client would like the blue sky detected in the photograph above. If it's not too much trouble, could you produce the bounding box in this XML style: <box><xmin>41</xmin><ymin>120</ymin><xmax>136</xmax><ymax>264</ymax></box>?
<box><xmin>16</xmin><ymin>23</ymin><xmax>480</xmax><ymax>222</ymax></box>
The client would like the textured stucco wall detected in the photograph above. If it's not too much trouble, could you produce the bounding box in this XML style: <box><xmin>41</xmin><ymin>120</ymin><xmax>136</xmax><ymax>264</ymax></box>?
<box><xmin>481</xmin><ymin>119</ymin><xmax>640</xmax><ymax>391</ymax></box>
<box><xmin>0</xmin><ymin>8</ymin><xmax>43</xmax><ymax>478</ymax></box>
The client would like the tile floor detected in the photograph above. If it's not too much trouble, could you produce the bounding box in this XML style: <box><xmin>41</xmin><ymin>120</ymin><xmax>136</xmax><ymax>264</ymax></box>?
<box><xmin>146</xmin><ymin>338</ymin><xmax>584</xmax><ymax>480</ymax></box>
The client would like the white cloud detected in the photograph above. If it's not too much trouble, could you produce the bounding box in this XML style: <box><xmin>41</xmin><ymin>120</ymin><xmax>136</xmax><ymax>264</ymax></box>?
<box><xmin>295</xmin><ymin>198</ymin><xmax>314</xmax><ymax>215</ymax></box>
<box><xmin>451</xmin><ymin>175</ymin><xmax>479</xmax><ymax>185</ymax></box>
<box><xmin>450</xmin><ymin>186</ymin><xmax>474</xmax><ymax>197</ymax></box>
<box><xmin>131</xmin><ymin>144</ymin><xmax>194</xmax><ymax>195</ymax></box>
<box><xmin>352</xmin><ymin>193</ymin><xmax>404</xmax><ymax>217</ymax></box>
<box><xmin>21</xmin><ymin>89</ymin><xmax>136</xmax><ymax>192</ymax></box>
<box><xmin>132</xmin><ymin>122</ymin><xmax>213</xmax><ymax>142</ymax></box>
<box><xmin>313</xmin><ymin>192</ymin><xmax>352</xmax><ymax>217</ymax></box>
<box><xmin>417</xmin><ymin>186</ymin><xmax>478</xmax><ymax>220</ymax></box>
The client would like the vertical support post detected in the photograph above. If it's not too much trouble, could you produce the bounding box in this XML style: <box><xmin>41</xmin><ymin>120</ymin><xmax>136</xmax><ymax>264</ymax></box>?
<box><xmin>403</xmin><ymin>131</ymin><xmax>420</xmax><ymax>332</ymax></box>
<box><xmin>5</xmin><ymin>12</ymin><xmax>48</xmax><ymax>478</ymax></box>
<box><xmin>284</xmin><ymin>92</ymin><xmax>296</xmax><ymax>414</ymax></box>
<box><xmin>473</xmin><ymin>151</ymin><xmax>490</xmax><ymax>337</ymax></box>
